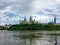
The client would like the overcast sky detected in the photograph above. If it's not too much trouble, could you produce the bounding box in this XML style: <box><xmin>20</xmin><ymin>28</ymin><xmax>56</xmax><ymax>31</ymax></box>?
<box><xmin>0</xmin><ymin>0</ymin><xmax>60</xmax><ymax>25</ymax></box>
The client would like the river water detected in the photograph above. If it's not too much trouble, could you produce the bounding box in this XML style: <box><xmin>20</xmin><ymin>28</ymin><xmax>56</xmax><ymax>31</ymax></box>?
<box><xmin>0</xmin><ymin>30</ymin><xmax>60</xmax><ymax>45</ymax></box>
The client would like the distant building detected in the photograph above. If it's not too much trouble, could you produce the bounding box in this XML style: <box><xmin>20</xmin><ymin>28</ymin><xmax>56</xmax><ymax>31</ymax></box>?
<box><xmin>20</xmin><ymin>17</ymin><xmax>28</xmax><ymax>24</ymax></box>
<box><xmin>4</xmin><ymin>24</ymin><xmax>11</xmax><ymax>28</ymax></box>
<box><xmin>54</xmin><ymin>17</ymin><xmax>56</xmax><ymax>25</ymax></box>
<box><xmin>20</xmin><ymin>16</ymin><xmax>35</xmax><ymax>24</ymax></box>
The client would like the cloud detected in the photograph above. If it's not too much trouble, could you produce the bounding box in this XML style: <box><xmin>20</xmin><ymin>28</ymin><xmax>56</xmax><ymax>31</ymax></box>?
<box><xmin>31</xmin><ymin>0</ymin><xmax>55</xmax><ymax>13</ymax></box>
<box><xmin>0</xmin><ymin>0</ymin><xmax>60</xmax><ymax>25</ymax></box>
<box><xmin>55</xmin><ymin>0</ymin><xmax>60</xmax><ymax>3</ymax></box>
<box><xmin>32</xmin><ymin>14</ymin><xmax>54</xmax><ymax>23</ymax></box>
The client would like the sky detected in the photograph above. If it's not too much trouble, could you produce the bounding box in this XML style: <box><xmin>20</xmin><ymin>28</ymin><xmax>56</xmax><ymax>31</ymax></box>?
<box><xmin>0</xmin><ymin>0</ymin><xmax>60</xmax><ymax>25</ymax></box>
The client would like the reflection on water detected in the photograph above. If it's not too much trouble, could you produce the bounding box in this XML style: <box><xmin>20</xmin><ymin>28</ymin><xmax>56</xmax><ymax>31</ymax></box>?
<box><xmin>0</xmin><ymin>30</ymin><xmax>60</xmax><ymax>45</ymax></box>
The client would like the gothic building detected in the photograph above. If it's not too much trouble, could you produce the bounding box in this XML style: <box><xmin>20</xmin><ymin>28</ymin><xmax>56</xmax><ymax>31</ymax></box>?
<box><xmin>20</xmin><ymin>16</ymin><xmax>35</xmax><ymax>24</ymax></box>
<box><xmin>54</xmin><ymin>17</ymin><xmax>56</xmax><ymax>25</ymax></box>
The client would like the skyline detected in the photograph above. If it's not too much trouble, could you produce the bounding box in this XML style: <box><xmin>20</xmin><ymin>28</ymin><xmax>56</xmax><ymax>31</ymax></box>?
<box><xmin>0</xmin><ymin>0</ymin><xmax>60</xmax><ymax>25</ymax></box>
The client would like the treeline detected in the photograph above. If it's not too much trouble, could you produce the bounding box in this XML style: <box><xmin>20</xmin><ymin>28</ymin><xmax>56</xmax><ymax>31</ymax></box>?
<box><xmin>7</xmin><ymin>23</ymin><xmax>60</xmax><ymax>31</ymax></box>
<box><xmin>0</xmin><ymin>26</ymin><xmax>7</xmax><ymax>30</ymax></box>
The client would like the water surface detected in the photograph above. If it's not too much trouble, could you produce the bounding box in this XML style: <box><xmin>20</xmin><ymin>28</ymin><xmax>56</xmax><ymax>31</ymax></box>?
<box><xmin>0</xmin><ymin>30</ymin><xmax>60</xmax><ymax>45</ymax></box>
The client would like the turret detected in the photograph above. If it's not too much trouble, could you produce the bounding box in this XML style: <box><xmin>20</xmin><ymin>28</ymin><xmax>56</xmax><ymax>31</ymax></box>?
<box><xmin>54</xmin><ymin>17</ymin><xmax>56</xmax><ymax>24</ymax></box>
<box><xmin>30</xmin><ymin>16</ymin><xmax>33</xmax><ymax>22</ymax></box>
<box><xmin>24</xmin><ymin>17</ymin><xmax>27</xmax><ymax>21</ymax></box>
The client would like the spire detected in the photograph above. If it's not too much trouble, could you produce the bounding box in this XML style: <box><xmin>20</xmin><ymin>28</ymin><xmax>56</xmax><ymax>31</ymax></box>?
<box><xmin>54</xmin><ymin>16</ymin><xmax>56</xmax><ymax>24</ymax></box>
<box><xmin>24</xmin><ymin>16</ymin><xmax>26</xmax><ymax>21</ymax></box>
<box><xmin>30</xmin><ymin>16</ymin><xmax>32</xmax><ymax>22</ymax></box>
